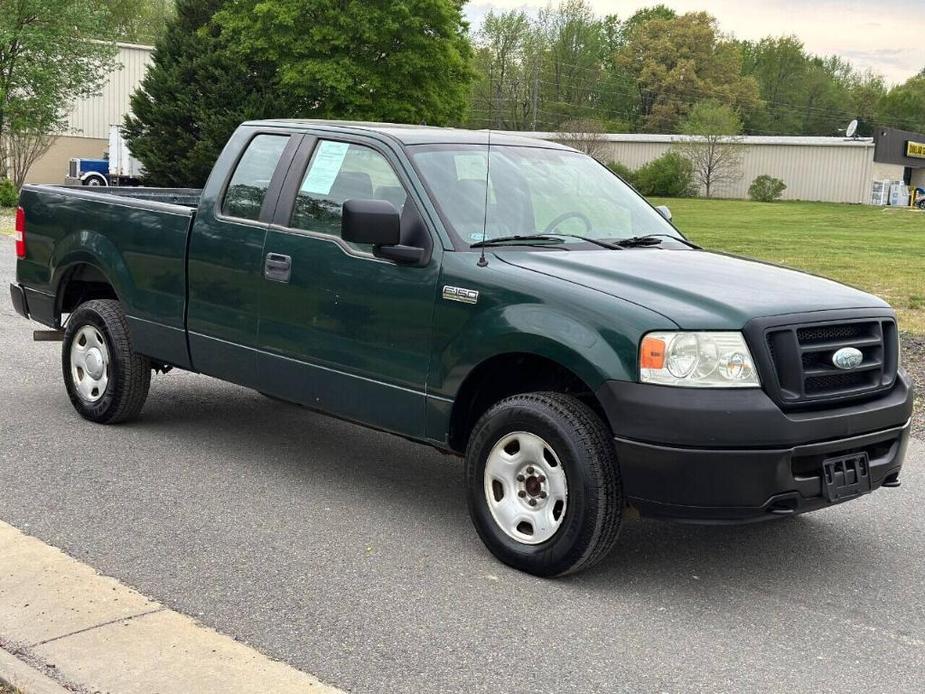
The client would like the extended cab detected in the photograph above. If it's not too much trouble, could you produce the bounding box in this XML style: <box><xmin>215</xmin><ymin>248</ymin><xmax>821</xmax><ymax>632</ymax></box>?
<box><xmin>10</xmin><ymin>121</ymin><xmax>914</xmax><ymax>576</ymax></box>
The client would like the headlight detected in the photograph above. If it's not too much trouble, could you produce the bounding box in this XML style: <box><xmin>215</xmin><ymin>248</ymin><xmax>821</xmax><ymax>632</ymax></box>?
<box><xmin>639</xmin><ymin>331</ymin><xmax>760</xmax><ymax>387</ymax></box>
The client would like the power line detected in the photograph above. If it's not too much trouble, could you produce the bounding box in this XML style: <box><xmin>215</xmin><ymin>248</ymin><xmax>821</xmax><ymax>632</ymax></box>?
<box><xmin>471</xmin><ymin>50</ymin><xmax>925</xmax><ymax>133</ymax></box>
<box><xmin>470</xmin><ymin>70</ymin><xmax>925</xmax><ymax>134</ymax></box>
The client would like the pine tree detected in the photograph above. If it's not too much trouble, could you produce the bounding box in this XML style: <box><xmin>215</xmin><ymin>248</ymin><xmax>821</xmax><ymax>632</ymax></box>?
<box><xmin>122</xmin><ymin>0</ymin><xmax>289</xmax><ymax>187</ymax></box>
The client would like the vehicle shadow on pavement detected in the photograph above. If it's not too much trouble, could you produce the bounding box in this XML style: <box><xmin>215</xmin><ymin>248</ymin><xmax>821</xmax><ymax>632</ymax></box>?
<box><xmin>580</xmin><ymin>511</ymin><xmax>894</xmax><ymax>596</ymax></box>
<box><xmin>136</xmin><ymin>374</ymin><xmax>907</xmax><ymax>595</ymax></box>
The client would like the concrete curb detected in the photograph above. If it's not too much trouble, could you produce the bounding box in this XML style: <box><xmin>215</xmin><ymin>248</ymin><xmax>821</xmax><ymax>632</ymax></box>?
<box><xmin>0</xmin><ymin>646</ymin><xmax>70</xmax><ymax>694</ymax></box>
<box><xmin>0</xmin><ymin>520</ymin><xmax>343</xmax><ymax>693</ymax></box>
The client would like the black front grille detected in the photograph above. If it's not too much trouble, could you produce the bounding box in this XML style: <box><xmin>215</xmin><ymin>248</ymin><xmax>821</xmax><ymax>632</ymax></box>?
<box><xmin>797</xmin><ymin>324</ymin><xmax>866</xmax><ymax>344</ymax></box>
<box><xmin>804</xmin><ymin>371</ymin><xmax>869</xmax><ymax>394</ymax></box>
<box><xmin>762</xmin><ymin>318</ymin><xmax>898</xmax><ymax>407</ymax></box>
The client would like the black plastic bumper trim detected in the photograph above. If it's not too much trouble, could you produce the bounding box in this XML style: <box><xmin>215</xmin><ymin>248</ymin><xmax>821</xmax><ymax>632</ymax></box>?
<box><xmin>596</xmin><ymin>374</ymin><xmax>913</xmax><ymax>449</ymax></box>
<box><xmin>9</xmin><ymin>283</ymin><xmax>28</xmax><ymax>319</ymax></box>
<box><xmin>616</xmin><ymin>420</ymin><xmax>910</xmax><ymax>523</ymax></box>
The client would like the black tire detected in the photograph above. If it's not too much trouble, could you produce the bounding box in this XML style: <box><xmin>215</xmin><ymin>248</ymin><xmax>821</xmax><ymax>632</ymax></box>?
<box><xmin>465</xmin><ymin>392</ymin><xmax>622</xmax><ymax>577</ymax></box>
<box><xmin>62</xmin><ymin>299</ymin><xmax>151</xmax><ymax>424</ymax></box>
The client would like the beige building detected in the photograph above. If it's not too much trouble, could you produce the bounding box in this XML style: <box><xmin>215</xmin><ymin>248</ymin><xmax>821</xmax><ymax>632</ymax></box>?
<box><xmin>25</xmin><ymin>42</ymin><xmax>154</xmax><ymax>184</ymax></box>
<box><xmin>519</xmin><ymin>132</ymin><xmax>925</xmax><ymax>204</ymax></box>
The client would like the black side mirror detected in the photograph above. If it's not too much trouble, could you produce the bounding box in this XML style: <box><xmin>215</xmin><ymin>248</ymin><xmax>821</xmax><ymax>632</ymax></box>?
<box><xmin>342</xmin><ymin>199</ymin><xmax>401</xmax><ymax>246</ymax></box>
<box><xmin>342</xmin><ymin>198</ymin><xmax>426</xmax><ymax>265</ymax></box>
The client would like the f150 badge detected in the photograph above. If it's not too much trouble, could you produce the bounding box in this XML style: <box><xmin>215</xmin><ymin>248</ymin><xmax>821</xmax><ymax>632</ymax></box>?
<box><xmin>442</xmin><ymin>286</ymin><xmax>479</xmax><ymax>305</ymax></box>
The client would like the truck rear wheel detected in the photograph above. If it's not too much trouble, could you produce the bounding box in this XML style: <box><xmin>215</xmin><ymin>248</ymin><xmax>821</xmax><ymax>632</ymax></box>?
<box><xmin>62</xmin><ymin>299</ymin><xmax>151</xmax><ymax>424</ymax></box>
<box><xmin>465</xmin><ymin>392</ymin><xmax>622</xmax><ymax>577</ymax></box>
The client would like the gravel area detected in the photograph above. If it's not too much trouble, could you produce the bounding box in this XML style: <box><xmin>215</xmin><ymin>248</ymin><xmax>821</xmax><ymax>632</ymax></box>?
<box><xmin>0</xmin><ymin>208</ymin><xmax>13</xmax><ymax>236</ymax></box>
<box><xmin>903</xmin><ymin>332</ymin><xmax>925</xmax><ymax>439</ymax></box>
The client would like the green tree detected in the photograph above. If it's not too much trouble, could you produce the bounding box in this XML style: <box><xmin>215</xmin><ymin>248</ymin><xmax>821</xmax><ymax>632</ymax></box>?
<box><xmin>123</xmin><ymin>0</ymin><xmax>289</xmax><ymax>186</ymax></box>
<box><xmin>740</xmin><ymin>36</ymin><xmax>810</xmax><ymax>134</ymax></box>
<box><xmin>214</xmin><ymin>0</ymin><xmax>473</xmax><ymax>126</ymax></box>
<box><xmin>0</xmin><ymin>0</ymin><xmax>118</xmax><ymax>184</ymax></box>
<box><xmin>539</xmin><ymin>0</ymin><xmax>606</xmax><ymax>124</ymax></box>
<box><xmin>614</xmin><ymin>12</ymin><xmax>759</xmax><ymax>133</ymax></box>
<box><xmin>877</xmin><ymin>74</ymin><xmax>925</xmax><ymax>133</ymax></box>
<box><xmin>675</xmin><ymin>100</ymin><xmax>744</xmax><ymax>197</ymax></box>
<box><xmin>470</xmin><ymin>9</ymin><xmax>538</xmax><ymax>129</ymax></box>
<box><xmin>103</xmin><ymin>0</ymin><xmax>175</xmax><ymax>44</ymax></box>
<box><xmin>617</xmin><ymin>5</ymin><xmax>676</xmax><ymax>44</ymax></box>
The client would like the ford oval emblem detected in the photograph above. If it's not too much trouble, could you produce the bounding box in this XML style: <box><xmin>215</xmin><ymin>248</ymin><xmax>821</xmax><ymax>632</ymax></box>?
<box><xmin>832</xmin><ymin>347</ymin><xmax>863</xmax><ymax>370</ymax></box>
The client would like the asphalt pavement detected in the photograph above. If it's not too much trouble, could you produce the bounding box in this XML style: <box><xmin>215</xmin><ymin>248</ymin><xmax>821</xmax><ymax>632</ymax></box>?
<box><xmin>1</xmin><ymin>240</ymin><xmax>923</xmax><ymax>693</ymax></box>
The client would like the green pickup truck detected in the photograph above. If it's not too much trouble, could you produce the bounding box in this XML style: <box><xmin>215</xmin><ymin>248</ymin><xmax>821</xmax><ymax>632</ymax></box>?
<box><xmin>10</xmin><ymin>120</ymin><xmax>913</xmax><ymax>576</ymax></box>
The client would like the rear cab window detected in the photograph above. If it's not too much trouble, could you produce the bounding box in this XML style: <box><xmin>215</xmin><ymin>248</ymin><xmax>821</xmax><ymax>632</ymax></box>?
<box><xmin>222</xmin><ymin>134</ymin><xmax>290</xmax><ymax>221</ymax></box>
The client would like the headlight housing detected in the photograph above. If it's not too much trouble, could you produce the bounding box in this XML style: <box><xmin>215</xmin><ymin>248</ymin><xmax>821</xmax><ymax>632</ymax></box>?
<box><xmin>639</xmin><ymin>331</ymin><xmax>760</xmax><ymax>388</ymax></box>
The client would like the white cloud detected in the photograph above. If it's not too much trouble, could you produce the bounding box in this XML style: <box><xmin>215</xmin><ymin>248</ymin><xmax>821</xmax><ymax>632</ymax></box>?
<box><xmin>466</xmin><ymin>0</ymin><xmax>925</xmax><ymax>85</ymax></box>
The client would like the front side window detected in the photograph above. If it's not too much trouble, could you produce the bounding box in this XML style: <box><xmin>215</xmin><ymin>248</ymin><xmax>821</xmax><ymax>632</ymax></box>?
<box><xmin>290</xmin><ymin>141</ymin><xmax>407</xmax><ymax>246</ymax></box>
<box><xmin>222</xmin><ymin>134</ymin><xmax>289</xmax><ymax>221</ymax></box>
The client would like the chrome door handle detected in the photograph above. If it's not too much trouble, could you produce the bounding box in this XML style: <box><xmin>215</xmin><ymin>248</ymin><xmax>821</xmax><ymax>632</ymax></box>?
<box><xmin>264</xmin><ymin>253</ymin><xmax>292</xmax><ymax>282</ymax></box>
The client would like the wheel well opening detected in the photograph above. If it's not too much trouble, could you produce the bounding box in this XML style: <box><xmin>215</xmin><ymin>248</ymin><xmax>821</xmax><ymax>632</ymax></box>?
<box><xmin>448</xmin><ymin>353</ymin><xmax>608</xmax><ymax>453</ymax></box>
<box><xmin>58</xmin><ymin>264</ymin><xmax>118</xmax><ymax>318</ymax></box>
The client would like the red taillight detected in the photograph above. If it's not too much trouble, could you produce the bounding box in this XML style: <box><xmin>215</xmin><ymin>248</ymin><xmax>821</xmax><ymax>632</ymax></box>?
<box><xmin>14</xmin><ymin>206</ymin><xmax>25</xmax><ymax>259</ymax></box>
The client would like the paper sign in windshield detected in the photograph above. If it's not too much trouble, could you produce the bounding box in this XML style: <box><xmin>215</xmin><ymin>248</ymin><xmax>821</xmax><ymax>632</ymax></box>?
<box><xmin>302</xmin><ymin>141</ymin><xmax>350</xmax><ymax>195</ymax></box>
<box><xmin>455</xmin><ymin>153</ymin><xmax>488</xmax><ymax>181</ymax></box>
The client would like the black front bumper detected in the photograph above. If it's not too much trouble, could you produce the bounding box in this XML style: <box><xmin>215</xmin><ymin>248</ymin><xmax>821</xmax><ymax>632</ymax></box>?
<box><xmin>597</xmin><ymin>375</ymin><xmax>913</xmax><ymax>523</ymax></box>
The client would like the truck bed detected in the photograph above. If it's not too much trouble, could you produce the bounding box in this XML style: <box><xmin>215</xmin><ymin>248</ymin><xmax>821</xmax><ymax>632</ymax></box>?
<box><xmin>55</xmin><ymin>185</ymin><xmax>202</xmax><ymax>208</ymax></box>
<box><xmin>16</xmin><ymin>184</ymin><xmax>202</xmax><ymax>368</ymax></box>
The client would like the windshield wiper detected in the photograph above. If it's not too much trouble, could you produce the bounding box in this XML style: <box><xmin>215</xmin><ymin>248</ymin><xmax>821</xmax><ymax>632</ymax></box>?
<box><xmin>470</xmin><ymin>234</ymin><xmax>567</xmax><ymax>248</ymax></box>
<box><xmin>612</xmin><ymin>234</ymin><xmax>701</xmax><ymax>249</ymax></box>
<box><xmin>471</xmin><ymin>234</ymin><xmax>624</xmax><ymax>250</ymax></box>
<box><xmin>550</xmin><ymin>234</ymin><xmax>625</xmax><ymax>250</ymax></box>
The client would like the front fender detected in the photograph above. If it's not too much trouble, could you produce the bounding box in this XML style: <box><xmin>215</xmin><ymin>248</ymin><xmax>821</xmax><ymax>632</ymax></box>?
<box><xmin>431</xmin><ymin>301</ymin><xmax>639</xmax><ymax>399</ymax></box>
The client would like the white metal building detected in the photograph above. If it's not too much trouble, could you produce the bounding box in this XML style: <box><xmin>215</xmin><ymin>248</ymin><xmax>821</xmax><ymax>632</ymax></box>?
<box><xmin>518</xmin><ymin>132</ymin><xmax>924</xmax><ymax>204</ymax></box>
<box><xmin>25</xmin><ymin>43</ymin><xmax>154</xmax><ymax>184</ymax></box>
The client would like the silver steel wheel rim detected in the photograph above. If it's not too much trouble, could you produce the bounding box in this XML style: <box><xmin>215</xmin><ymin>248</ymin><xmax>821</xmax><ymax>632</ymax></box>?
<box><xmin>70</xmin><ymin>325</ymin><xmax>110</xmax><ymax>403</ymax></box>
<box><xmin>483</xmin><ymin>431</ymin><xmax>568</xmax><ymax>545</ymax></box>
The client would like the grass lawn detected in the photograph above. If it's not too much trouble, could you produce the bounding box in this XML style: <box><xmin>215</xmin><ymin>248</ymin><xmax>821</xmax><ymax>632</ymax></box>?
<box><xmin>0</xmin><ymin>208</ymin><xmax>13</xmax><ymax>236</ymax></box>
<box><xmin>653</xmin><ymin>198</ymin><xmax>925</xmax><ymax>335</ymax></box>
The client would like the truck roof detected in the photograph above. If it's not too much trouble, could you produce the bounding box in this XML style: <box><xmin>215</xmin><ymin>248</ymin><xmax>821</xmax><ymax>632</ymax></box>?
<box><xmin>242</xmin><ymin>119</ymin><xmax>573</xmax><ymax>149</ymax></box>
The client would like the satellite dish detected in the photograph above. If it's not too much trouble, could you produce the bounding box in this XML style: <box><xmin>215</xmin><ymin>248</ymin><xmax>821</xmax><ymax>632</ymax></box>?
<box><xmin>845</xmin><ymin>119</ymin><xmax>858</xmax><ymax>138</ymax></box>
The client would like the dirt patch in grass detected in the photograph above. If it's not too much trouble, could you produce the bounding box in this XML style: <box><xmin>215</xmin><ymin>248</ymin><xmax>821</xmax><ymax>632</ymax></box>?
<box><xmin>902</xmin><ymin>333</ymin><xmax>925</xmax><ymax>439</ymax></box>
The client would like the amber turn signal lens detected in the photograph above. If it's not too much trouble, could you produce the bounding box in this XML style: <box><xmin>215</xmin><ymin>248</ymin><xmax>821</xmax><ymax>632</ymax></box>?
<box><xmin>640</xmin><ymin>335</ymin><xmax>666</xmax><ymax>370</ymax></box>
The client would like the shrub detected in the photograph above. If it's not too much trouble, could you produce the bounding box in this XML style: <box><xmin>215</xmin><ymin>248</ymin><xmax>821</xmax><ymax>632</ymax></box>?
<box><xmin>607</xmin><ymin>161</ymin><xmax>636</xmax><ymax>187</ymax></box>
<box><xmin>633</xmin><ymin>152</ymin><xmax>696</xmax><ymax>198</ymax></box>
<box><xmin>0</xmin><ymin>178</ymin><xmax>18</xmax><ymax>208</ymax></box>
<box><xmin>748</xmin><ymin>175</ymin><xmax>787</xmax><ymax>202</ymax></box>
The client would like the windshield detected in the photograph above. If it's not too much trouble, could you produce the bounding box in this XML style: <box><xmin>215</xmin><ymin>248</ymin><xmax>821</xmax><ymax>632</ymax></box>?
<box><xmin>409</xmin><ymin>144</ymin><xmax>681</xmax><ymax>248</ymax></box>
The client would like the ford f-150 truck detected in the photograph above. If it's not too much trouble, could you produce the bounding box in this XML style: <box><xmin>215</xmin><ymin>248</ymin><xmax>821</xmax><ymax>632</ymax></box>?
<box><xmin>10</xmin><ymin>121</ymin><xmax>913</xmax><ymax>576</ymax></box>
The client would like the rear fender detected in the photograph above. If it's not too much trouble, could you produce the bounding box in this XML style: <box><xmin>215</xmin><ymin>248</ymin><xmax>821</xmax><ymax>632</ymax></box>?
<box><xmin>51</xmin><ymin>231</ymin><xmax>133</xmax><ymax>314</ymax></box>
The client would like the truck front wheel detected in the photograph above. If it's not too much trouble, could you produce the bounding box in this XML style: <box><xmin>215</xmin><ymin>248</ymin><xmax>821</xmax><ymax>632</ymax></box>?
<box><xmin>62</xmin><ymin>299</ymin><xmax>151</xmax><ymax>424</ymax></box>
<box><xmin>465</xmin><ymin>392</ymin><xmax>623</xmax><ymax>577</ymax></box>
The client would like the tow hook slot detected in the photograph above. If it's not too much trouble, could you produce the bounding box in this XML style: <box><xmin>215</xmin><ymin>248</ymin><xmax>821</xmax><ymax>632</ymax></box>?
<box><xmin>766</xmin><ymin>492</ymin><xmax>800</xmax><ymax>515</ymax></box>
<box><xmin>33</xmin><ymin>329</ymin><xmax>65</xmax><ymax>342</ymax></box>
<box><xmin>882</xmin><ymin>472</ymin><xmax>901</xmax><ymax>488</ymax></box>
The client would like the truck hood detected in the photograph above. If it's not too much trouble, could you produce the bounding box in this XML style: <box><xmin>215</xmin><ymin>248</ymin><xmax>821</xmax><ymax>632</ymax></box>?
<box><xmin>494</xmin><ymin>249</ymin><xmax>889</xmax><ymax>329</ymax></box>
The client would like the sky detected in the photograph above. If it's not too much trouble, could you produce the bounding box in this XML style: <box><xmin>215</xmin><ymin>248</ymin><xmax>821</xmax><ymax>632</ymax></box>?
<box><xmin>465</xmin><ymin>1</ymin><xmax>925</xmax><ymax>86</ymax></box>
